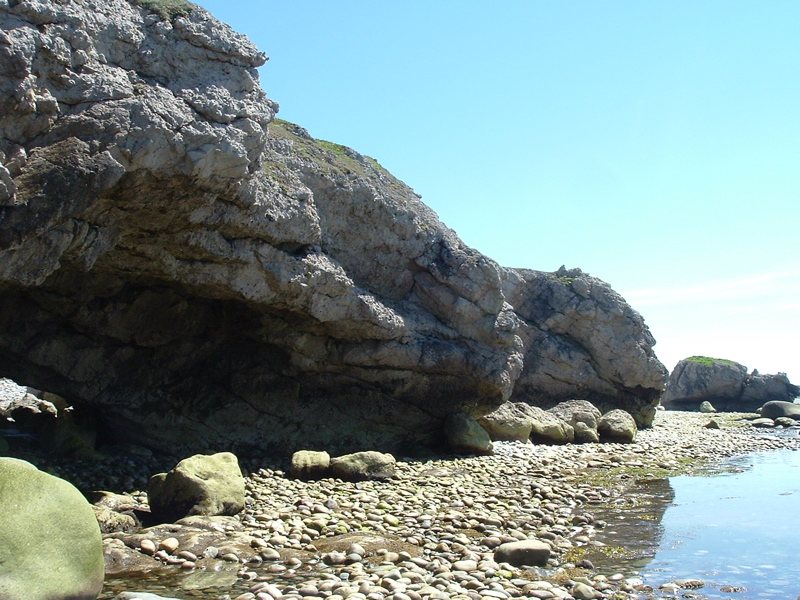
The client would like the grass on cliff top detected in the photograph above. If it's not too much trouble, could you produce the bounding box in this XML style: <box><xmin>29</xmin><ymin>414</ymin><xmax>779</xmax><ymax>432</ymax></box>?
<box><xmin>267</xmin><ymin>119</ymin><xmax>411</xmax><ymax>199</ymax></box>
<box><xmin>131</xmin><ymin>0</ymin><xmax>196</xmax><ymax>20</ymax></box>
<box><xmin>684</xmin><ymin>355</ymin><xmax>738</xmax><ymax>366</ymax></box>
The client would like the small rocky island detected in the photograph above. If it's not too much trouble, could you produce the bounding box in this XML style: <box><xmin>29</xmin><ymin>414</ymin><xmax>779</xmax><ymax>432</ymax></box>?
<box><xmin>662</xmin><ymin>356</ymin><xmax>799</xmax><ymax>412</ymax></box>
<box><xmin>2</xmin><ymin>2</ymin><xmax>799</xmax><ymax>600</ymax></box>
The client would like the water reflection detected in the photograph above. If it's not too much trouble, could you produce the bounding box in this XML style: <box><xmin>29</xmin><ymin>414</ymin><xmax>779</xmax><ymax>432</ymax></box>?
<box><xmin>586</xmin><ymin>476</ymin><xmax>675</xmax><ymax>574</ymax></box>
<box><xmin>593</xmin><ymin>449</ymin><xmax>800</xmax><ymax>599</ymax></box>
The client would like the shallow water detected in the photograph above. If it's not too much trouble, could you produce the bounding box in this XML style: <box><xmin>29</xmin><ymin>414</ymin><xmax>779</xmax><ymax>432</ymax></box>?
<box><xmin>593</xmin><ymin>446</ymin><xmax>800</xmax><ymax>599</ymax></box>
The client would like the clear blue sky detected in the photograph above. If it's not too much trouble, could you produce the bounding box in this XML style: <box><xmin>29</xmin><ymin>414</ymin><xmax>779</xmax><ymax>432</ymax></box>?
<box><xmin>195</xmin><ymin>1</ymin><xmax>799</xmax><ymax>380</ymax></box>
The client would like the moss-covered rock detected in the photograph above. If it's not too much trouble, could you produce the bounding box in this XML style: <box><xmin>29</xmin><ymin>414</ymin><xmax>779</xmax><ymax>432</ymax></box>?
<box><xmin>0</xmin><ymin>458</ymin><xmax>104</xmax><ymax>600</ymax></box>
<box><xmin>147</xmin><ymin>452</ymin><xmax>245</xmax><ymax>523</ymax></box>
<box><xmin>329</xmin><ymin>451</ymin><xmax>396</xmax><ymax>481</ymax></box>
<box><xmin>598</xmin><ymin>409</ymin><xmax>637</xmax><ymax>443</ymax></box>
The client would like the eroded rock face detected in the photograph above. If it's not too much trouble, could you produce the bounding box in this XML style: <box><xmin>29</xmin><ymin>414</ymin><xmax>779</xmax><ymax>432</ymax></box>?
<box><xmin>505</xmin><ymin>267</ymin><xmax>667</xmax><ymax>426</ymax></box>
<box><xmin>0</xmin><ymin>1</ymin><xmax>667</xmax><ymax>455</ymax></box>
<box><xmin>662</xmin><ymin>358</ymin><xmax>799</xmax><ymax>412</ymax></box>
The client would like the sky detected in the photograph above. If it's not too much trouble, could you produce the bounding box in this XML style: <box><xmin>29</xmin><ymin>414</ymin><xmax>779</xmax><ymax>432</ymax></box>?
<box><xmin>194</xmin><ymin>1</ymin><xmax>799</xmax><ymax>379</ymax></box>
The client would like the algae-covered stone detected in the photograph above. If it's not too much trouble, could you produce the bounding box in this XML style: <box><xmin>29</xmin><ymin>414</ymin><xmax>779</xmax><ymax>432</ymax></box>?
<box><xmin>290</xmin><ymin>450</ymin><xmax>331</xmax><ymax>479</ymax></box>
<box><xmin>598</xmin><ymin>409</ymin><xmax>637</xmax><ymax>443</ymax></box>
<box><xmin>494</xmin><ymin>539</ymin><xmax>551</xmax><ymax>567</ymax></box>
<box><xmin>0</xmin><ymin>457</ymin><xmax>104</xmax><ymax>600</ymax></box>
<box><xmin>443</xmin><ymin>412</ymin><xmax>494</xmax><ymax>455</ymax></box>
<box><xmin>477</xmin><ymin>402</ymin><xmax>533</xmax><ymax>442</ymax></box>
<box><xmin>520</xmin><ymin>405</ymin><xmax>574</xmax><ymax>444</ymax></box>
<box><xmin>148</xmin><ymin>452</ymin><xmax>245</xmax><ymax>522</ymax></box>
<box><xmin>329</xmin><ymin>451</ymin><xmax>396</xmax><ymax>481</ymax></box>
<box><xmin>760</xmin><ymin>400</ymin><xmax>800</xmax><ymax>420</ymax></box>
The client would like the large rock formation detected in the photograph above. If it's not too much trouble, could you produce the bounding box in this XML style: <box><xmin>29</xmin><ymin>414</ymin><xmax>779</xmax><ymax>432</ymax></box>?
<box><xmin>505</xmin><ymin>267</ymin><xmax>667</xmax><ymax>425</ymax></box>
<box><xmin>662</xmin><ymin>357</ymin><xmax>799</xmax><ymax>412</ymax></box>
<box><xmin>0</xmin><ymin>0</ymin><xmax>667</xmax><ymax>456</ymax></box>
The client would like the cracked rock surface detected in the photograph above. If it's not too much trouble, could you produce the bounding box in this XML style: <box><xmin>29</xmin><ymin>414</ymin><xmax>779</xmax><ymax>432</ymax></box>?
<box><xmin>0</xmin><ymin>0</ymin><xmax>666</xmax><ymax>456</ymax></box>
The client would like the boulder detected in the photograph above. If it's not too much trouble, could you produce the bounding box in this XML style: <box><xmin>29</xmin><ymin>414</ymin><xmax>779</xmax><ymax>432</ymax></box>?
<box><xmin>0</xmin><ymin>457</ymin><xmax>104</xmax><ymax>600</ymax></box>
<box><xmin>598</xmin><ymin>409</ymin><xmax>637</xmax><ymax>443</ymax></box>
<box><xmin>476</xmin><ymin>402</ymin><xmax>534</xmax><ymax>442</ymax></box>
<box><xmin>290</xmin><ymin>450</ymin><xmax>331</xmax><ymax>479</ymax></box>
<box><xmin>760</xmin><ymin>401</ymin><xmax>800</xmax><ymax>420</ymax></box>
<box><xmin>494</xmin><ymin>539</ymin><xmax>551</xmax><ymax>567</ymax></box>
<box><xmin>147</xmin><ymin>452</ymin><xmax>245</xmax><ymax>523</ymax></box>
<box><xmin>329</xmin><ymin>451</ymin><xmax>396</xmax><ymax>481</ymax></box>
<box><xmin>573</xmin><ymin>420</ymin><xmax>600</xmax><ymax>443</ymax></box>
<box><xmin>0</xmin><ymin>1</ymin><xmax>667</xmax><ymax>456</ymax></box>
<box><xmin>443</xmin><ymin>412</ymin><xmax>494</xmax><ymax>455</ymax></box>
<box><xmin>662</xmin><ymin>357</ymin><xmax>799</xmax><ymax>412</ymax></box>
<box><xmin>547</xmin><ymin>399</ymin><xmax>601</xmax><ymax>443</ymax></box>
<box><xmin>518</xmin><ymin>404</ymin><xmax>574</xmax><ymax>444</ymax></box>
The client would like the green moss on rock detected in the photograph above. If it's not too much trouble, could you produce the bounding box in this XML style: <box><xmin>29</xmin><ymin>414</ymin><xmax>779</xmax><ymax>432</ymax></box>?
<box><xmin>684</xmin><ymin>355</ymin><xmax>738</xmax><ymax>367</ymax></box>
<box><xmin>131</xmin><ymin>0</ymin><xmax>196</xmax><ymax>21</ymax></box>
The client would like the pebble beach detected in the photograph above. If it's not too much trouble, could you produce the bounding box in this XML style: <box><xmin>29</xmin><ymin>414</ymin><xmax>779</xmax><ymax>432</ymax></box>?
<box><xmin>91</xmin><ymin>411</ymin><xmax>800</xmax><ymax>600</ymax></box>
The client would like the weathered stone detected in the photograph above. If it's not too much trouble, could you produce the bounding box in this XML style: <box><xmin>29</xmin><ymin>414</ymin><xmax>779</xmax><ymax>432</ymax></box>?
<box><xmin>598</xmin><ymin>409</ymin><xmax>637</xmax><ymax>443</ymax></box>
<box><xmin>147</xmin><ymin>452</ymin><xmax>245</xmax><ymax>522</ymax></box>
<box><xmin>443</xmin><ymin>412</ymin><xmax>494</xmax><ymax>455</ymax></box>
<box><xmin>102</xmin><ymin>538</ymin><xmax>161</xmax><ymax>577</ymax></box>
<box><xmin>760</xmin><ymin>401</ymin><xmax>800</xmax><ymax>420</ymax></box>
<box><xmin>573</xmin><ymin>420</ymin><xmax>600</xmax><ymax>443</ymax></box>
<box><xmin>547</xmin><ymin>400</ymin><xmax>601</xmax><ymax>443</ymax></box>
<box><xmin>0</xmin><ymin>457</ymin><xmax>104</xmax><ymax>600</ymax></box>
<box><xmin>329</xmin><ymin>451</ymin><xmax>396</xmax><ymax>481</ymax></box>
<box><xmin>699</xmin><ymin>400</ymin><xmax>717</xmax><ymax>413</ymax></box>
<box><xmin>477</xmin><ymin>402</ymin><xmax>533</xmax><ymax>442</ymax></box>
<box><xmin>92</xmin><ymin>505</ymin><xmax>138</xmax><ymax>534</ymax></box>
<box><xmin>572</xmin><ymin>582</ymin><xmax>601</xmax><ymax>600</ymax></box>
<box><xmin>494</xmin><ymin>539</ymin><xmax>551</xmax><ymax>567</ymax></box>
<box><xmin>0</xmin><ymin>1</ymin><xmax>666</xmax><ymax>456</ymax></box>
<box><xmin>290</xmin><ymin>450</ymin><xmax>331</xmax><ymax>479</ymax></box>
<box><xmin>516</xmin><ymin>404</ymin><xmax>574</xmax><ymax>444</ymax></box>
<box><xmin>663</xmin><ymin>358</ymin><xmax>799</xmax><ymax>412</ymax></box>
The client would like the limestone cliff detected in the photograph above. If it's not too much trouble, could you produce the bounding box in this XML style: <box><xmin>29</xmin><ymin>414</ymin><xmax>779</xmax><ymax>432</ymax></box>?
<box><xmin>505</xmin><ymin>267</ymin><xmax>666</xmax><ymax>425</ymax></box>
<box><xmin>0</xmin><ymin>0</ymin><xmax>666</xmax><ymax>455</ymax></box>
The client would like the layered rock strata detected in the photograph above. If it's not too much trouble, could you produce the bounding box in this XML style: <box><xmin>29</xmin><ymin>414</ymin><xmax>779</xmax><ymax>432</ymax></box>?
<box><xmin>0</xmin><ymin>0</ymin><xmax>666</xmax><ymax>455</ymax></box>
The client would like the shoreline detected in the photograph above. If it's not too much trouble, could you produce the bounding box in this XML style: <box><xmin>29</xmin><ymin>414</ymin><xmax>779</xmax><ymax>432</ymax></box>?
<box><xmin>95</xmin><ymin>410</ymin><xmax>800</xmax><ymax>599</ymax></box>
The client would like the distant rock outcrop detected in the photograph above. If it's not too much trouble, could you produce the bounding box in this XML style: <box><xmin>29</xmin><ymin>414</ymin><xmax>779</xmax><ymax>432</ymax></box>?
<box><xmin>0</xmin><ymin>0</ymin><xmax>666</xmax><ymax>456</ymax></box>
<box><xmin>662</xmin><ymin>357</ymin><xmax>799</xmax><ymax>412</ymax></box>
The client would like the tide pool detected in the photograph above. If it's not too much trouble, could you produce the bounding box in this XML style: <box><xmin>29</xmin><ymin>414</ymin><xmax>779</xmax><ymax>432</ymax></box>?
<box><xmin>595</xmin><ymin>446</ymin><xmax>800</xmax><ymax>599</ymax></box>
